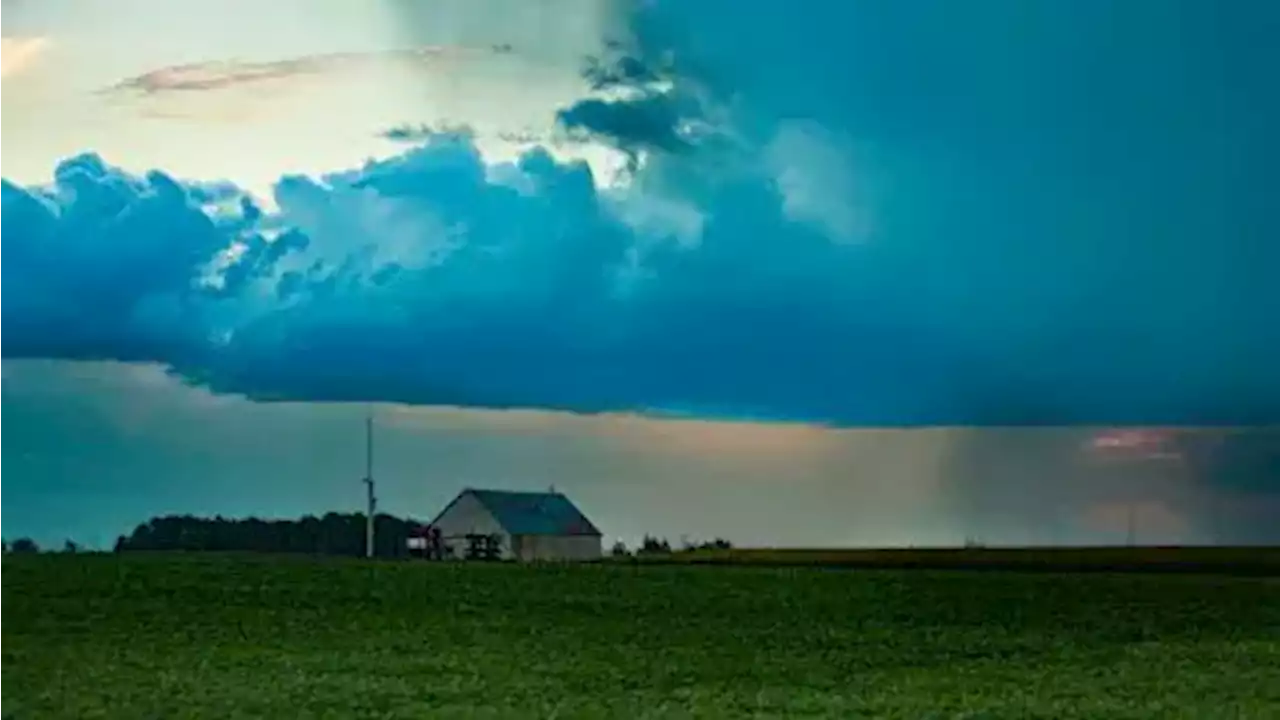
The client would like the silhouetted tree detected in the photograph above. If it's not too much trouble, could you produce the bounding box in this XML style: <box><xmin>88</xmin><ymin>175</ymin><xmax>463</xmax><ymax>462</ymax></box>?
<box><xmin>611</xmin><ymin>541</ymin><xmax>630</xmax><ymax>557</ymax></box>
<box><xmin>679</xmin><ymin>537</ymin><xmax>734</xmax><ymax>552</ymax></box>
<box><xmin>63</xmin><ymin>540</ymin><xmax>80</xmax><ymax>553</ymax></box>
<box><xmin>640</xmin><ymin>535</ymin><xmax>671</xmax><ymax>554</ymax></box>
<box><xmin>10</xmin><ymin>538</ymin><xmax>40</xmax><ymax>554</ymax></box>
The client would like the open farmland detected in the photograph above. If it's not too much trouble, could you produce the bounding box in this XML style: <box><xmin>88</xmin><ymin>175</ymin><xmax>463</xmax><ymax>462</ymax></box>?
<box><xmin>627</xmin><ymin>545</ymin><xmax>1280</xmax><ymax>575</ymax></box>
<box><xmin>4</xmin><ymin>553</ymin><xmax>1280</xmax><ymax>719</ymax></box>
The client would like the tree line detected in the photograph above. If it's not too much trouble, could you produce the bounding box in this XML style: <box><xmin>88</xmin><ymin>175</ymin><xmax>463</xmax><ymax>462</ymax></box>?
<box><xmin>3</xmin><ymin>516</ymin><xmax>732</xmax><ymax>558</ymax></box>
<box><xmin>116</xmin><ymin>513</ymin><xmax>431</xmax><ymax>556</ymax></box>
<box><xmin>3</xmin><ymin>512</ymin><xmax>427</xmax><ymax>558</ymax></box>
<box><xmin>611</xmin><ymin>535</ymin><xmax>733</xmax><ymax>557</ymax></box>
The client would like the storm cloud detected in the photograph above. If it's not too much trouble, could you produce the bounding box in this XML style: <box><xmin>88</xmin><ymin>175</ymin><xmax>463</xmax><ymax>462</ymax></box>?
<box><xmin>3</xmin><ymin>0</ymin><xmax>1279</xmax><ymax>427</ymax></box>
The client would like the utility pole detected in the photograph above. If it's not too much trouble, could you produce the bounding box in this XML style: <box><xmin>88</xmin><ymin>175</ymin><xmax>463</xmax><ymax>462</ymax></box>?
<box><xmin>1211</xmin><ymin>492</ymin><xmax>1223</xmax><ymax>546</ymax></box>
<box><xmin>363</xmin><ymin>413</ymin><xmax>376</xmax><ymax>559</ymax></box>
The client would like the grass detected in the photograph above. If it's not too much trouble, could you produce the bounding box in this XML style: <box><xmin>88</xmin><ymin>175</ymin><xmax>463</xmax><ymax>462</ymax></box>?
<box><xmin>4</xmin><ymin>553</ymin><xmax>1280</xmax><ymax>719</ymax></box>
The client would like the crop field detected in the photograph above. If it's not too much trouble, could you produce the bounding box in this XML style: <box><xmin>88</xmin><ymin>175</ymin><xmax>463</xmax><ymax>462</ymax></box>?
<box><xmin>4</xmin><ymin>553</ymin><xmax>1280</xmax><ymax>719</ymax></box>
<box><xmin>626</xmin><ymin>545</ymin><xmax>1280</xmax><ymax>575</ymax></box>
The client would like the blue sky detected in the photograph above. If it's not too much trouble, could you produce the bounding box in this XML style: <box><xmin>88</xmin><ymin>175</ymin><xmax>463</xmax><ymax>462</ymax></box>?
<box><xmin>3</xmin><ymin>0</ymin><xmax>1278</xmax><ymax>547</ymax></box>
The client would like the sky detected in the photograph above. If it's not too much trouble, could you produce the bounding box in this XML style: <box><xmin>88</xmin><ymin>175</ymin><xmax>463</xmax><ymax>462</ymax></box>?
<box><xmin>3</xmin><ymin>0</ymin><xmax>1279</xmax><ymax>549</ymax></box>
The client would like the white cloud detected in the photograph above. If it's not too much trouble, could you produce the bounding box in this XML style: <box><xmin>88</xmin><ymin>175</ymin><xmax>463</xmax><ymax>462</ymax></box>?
<box><xmin>765</xmin><ymin>120</ymin><xmax>873</xmax><ymax>244</ymax></box>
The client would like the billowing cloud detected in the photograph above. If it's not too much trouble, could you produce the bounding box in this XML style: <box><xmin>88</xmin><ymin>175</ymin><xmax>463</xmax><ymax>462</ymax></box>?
<box><xmin>4</xmin><ymin>1</ymin><xmax>1280</xmax><ymax>428</ymax></box>
<box><xmin>0</xmin><ymin>36</ymin><xmax>50</xmax><ymax>78</ymax></box>
<box><xmin>0</xmin><ymin>138</ymin><xmax>1011</xmax><ymax>424</ymax></box>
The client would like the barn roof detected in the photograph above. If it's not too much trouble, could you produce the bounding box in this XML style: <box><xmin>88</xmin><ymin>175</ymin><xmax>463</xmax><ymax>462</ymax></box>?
<box><xmin>465</xmin><ymin>489</ymin><xmax>601</xmax><ymax>537</ymax></box>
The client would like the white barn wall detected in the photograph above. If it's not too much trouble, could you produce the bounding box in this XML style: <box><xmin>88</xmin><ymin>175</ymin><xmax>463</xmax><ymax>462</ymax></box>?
<box><xmin>431</xmin><ymin>491</ymin><xmax>514</xmax><ymax>560</ymax></box>
<box><xmin>512</xmin><ymin>533</ymin><xmax>602</xmax><ymax>562</ymax></box>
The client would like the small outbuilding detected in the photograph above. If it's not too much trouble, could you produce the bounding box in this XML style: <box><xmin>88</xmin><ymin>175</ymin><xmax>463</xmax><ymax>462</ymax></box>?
<box><xmin>423</xmin><ymin>488</ymin><xmax>603</xmax><ymax>562</ymax></box>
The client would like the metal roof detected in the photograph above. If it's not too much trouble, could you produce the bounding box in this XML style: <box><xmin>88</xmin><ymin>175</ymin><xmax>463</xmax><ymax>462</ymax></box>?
<box><xmin>465</xmin><ymin>489</ymin><xmax>601</xmax><ymax>537</ymax></box>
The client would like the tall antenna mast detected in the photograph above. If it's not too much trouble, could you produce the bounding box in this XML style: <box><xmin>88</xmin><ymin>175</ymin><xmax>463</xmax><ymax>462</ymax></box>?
<box><xmin>363</xmin><ymin>411</ymin><xmax>377</xmax><ymax>558</ymax></box>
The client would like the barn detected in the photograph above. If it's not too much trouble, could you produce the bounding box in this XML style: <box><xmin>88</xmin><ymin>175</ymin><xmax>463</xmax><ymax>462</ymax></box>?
<box><xmin>422</xmin><ymin>488</ymin><xmax>603</xmax><ymax>562</ymax></box>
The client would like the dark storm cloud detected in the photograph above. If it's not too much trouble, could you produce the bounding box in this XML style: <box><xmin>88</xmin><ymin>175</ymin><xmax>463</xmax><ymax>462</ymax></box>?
<box><xmin>3</xmin><ymin>1</ymin><xmax>1280</xmax><ymax>429</ymax></box>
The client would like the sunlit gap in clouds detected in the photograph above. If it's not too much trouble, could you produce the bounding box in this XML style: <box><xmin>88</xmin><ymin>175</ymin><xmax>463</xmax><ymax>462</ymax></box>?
<box><xmin>0</xmin><ymin>36</ymin><xmax>50</xmax><ymax>78</ymax></box>
<box><xmin>1</xmin><ymin>0</ymin><xmax>631</xmax><ymax>204</ymax></box>
<box><xmin>95</xmin><ymin>45</ymin><xmax>636</xmax><ymax>209</ymax></box>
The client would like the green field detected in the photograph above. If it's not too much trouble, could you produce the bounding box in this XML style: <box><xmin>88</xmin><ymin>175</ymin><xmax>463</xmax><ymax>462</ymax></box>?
<box><xmin>4</xmin><ymin>554</ymin><xmax>1280</xmax><ymax>719</ymax></box>
<box><xmin>622</xmin><ymin>545</ymin><xmax>1280</xmax><ymax>575</ymax></box>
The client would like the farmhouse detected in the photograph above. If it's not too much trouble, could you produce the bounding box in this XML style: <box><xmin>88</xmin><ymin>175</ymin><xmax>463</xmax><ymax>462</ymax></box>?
<box><xmin>419</xmin><ymin>488</ymin><xmax>603</xmax><ymax>562</ymax></box>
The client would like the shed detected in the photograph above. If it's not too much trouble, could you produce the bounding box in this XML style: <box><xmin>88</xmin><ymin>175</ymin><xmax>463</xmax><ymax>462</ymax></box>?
<box><xmin>426</xmin><ymin>488</ymin><xmax>603</xmax><ymax>562</ymax></box>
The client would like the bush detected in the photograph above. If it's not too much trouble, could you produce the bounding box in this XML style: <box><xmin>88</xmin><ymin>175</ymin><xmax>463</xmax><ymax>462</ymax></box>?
<box><xmin>639</xmin><ymin>535</ymin><xmax>671</xmax><ymax>554</ymax></box>
<box><xmin>678</xmin><ymin>537</ymin><xmax>734</xmax><ymax>552</ymax></box>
